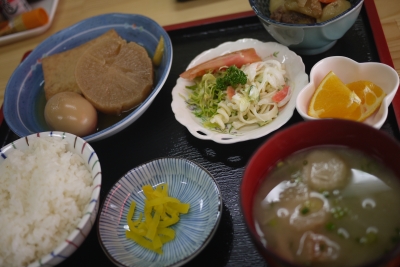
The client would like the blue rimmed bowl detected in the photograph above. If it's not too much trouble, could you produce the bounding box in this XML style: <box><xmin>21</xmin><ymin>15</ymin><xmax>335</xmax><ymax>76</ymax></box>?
<box><xmin>249</xmin><ymin>0</ymin><xmax>364</xmax><ymax>55</ymax></box>
<box><xmin>97</xmin><ymin>157</ymin><xmax>222</xmax><ymax>267</ymax></box>
<box><xmin>3</xmin><ymin>13</ymin><xmax>173</xmax><ymax>142</ymax></box>
<box><xmin>0</xmin><ymin>131</ymin><xmax>101</xmax><ymax>267</ymax></box>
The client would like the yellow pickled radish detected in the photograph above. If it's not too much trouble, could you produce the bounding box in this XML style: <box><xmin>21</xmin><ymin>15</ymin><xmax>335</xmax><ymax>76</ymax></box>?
<box><xmin>152</xmin><ymin>36</ymin><xmax>165</xmax><ymax>66</ymax></box>
<box><xmin>125</xmin><ymin>183</ymin><xmax>190</xmax><ymax>254</ymax></box>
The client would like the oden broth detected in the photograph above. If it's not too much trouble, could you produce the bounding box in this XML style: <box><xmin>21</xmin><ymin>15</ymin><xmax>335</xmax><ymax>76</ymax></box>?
<box><xmin>253</xmin><ymin>145</ymin><xmax>400</xmax><ymax>267</ymax></box>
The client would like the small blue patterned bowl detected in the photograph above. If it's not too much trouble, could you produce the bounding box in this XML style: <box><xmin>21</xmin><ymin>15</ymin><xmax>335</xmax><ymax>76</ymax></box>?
<box><xmin>249</xmin><ymin>0</ymin><xmax>364</xmax><ymax>55</ymax></box>
<box><xmin>97</xmin><ymin>157</ymin><xmax>223</xmax><ymax>267</ymax></box>
<box><xmin>3</xmin><ymin>13</ymin><xmax>172</xmax><ymax>142</ymax></box>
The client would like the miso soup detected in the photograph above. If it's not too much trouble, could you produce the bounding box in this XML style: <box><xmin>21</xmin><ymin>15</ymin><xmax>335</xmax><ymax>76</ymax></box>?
<box><xmin>253</xmin><ymin>146</ymin><xmax>400</xmax><ymax>267</ymax></box>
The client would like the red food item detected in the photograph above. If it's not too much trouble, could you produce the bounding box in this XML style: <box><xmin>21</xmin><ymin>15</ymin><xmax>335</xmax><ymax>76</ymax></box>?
<box><xmin>180</xmin><ymin>48</ymin><xmax>262</xmax><ymax>81</ymax></box>
<box><xmin>227</xmin><ymin>86</ymin><xmax>236</xmax><ymax>100</ymax></box>
<box><xmin>272</xmin><ymin>85</ymin><xmax>290</xmax><ymax>103</ymax></box>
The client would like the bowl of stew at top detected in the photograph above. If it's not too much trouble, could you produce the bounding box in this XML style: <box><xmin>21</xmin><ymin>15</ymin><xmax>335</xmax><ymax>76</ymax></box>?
<box><xmin>249</xmin><ymin>0</ymin><xmax>364</xmax><ymax>55</ymax></box>
<box><xmin>240</xmin><ymin>119</ymin><xmax>400</xmax><ymax>267</ymax></box>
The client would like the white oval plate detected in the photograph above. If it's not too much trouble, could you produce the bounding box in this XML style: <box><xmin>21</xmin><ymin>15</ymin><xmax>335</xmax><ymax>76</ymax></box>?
<box><xmin>0</xmin><ymin>0</ymin><xmax>59</xmax><ymax>46</ymax></box>
<box><xmin>171</xmin><ymin>38</ymin><xmax>308</xmax><ymax>144</ymax></box>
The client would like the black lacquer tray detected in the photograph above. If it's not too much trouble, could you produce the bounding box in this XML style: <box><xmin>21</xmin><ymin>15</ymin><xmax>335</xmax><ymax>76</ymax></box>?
<box><xmin>0</xmin><ymin>5</ymin><xmax>399</xmax><ymax>267</ymax></box>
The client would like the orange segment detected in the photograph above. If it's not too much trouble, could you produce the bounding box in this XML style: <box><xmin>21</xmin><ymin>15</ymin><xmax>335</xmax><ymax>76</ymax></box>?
<box><xmin>308</xmin><ymin>71</ymin><xmax>361</xmax><ymax>120</ymax></box>
<box><xmin>346</xmin><ymin>81</ymin><xmax>386</xmax><ymax>121</ymax></box>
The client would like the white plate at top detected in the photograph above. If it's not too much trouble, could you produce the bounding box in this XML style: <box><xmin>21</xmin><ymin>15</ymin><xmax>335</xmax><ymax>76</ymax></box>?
<box><xmin>0</xmin><ymin>0</ymin><xmax>59</xmax><ymax>46</ymax></box>
<box><xmin>171</xmin><ymin>38</ymin><xmax>309</xmax><ymax>144</ymax></box>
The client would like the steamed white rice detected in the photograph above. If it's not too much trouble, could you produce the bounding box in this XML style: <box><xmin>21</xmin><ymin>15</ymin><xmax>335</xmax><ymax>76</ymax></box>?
<box><xmin>0</xmin><ymin>137</ymin><xmax>93</xmax><ymax>267</ymax></box>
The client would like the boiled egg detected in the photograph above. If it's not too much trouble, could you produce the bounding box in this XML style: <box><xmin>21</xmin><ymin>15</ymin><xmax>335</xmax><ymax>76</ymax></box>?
<box><xmin>44</xmin><ymin>92</ymin><xmax>97</xmax><ymax>136</ymax></box>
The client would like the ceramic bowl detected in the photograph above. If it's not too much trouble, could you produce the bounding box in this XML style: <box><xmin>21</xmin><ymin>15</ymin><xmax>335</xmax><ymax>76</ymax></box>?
<box><xmin>295</xmin><ymin>56</ymin><xmax>400</xmax><ymax>129</ymax></box>
<box><xmin>240</xmin><ymin>119</ymin><xmax>400</xmax><ymax>267</ymax></box>
<box><xmin>0</xmin><ymin>131</ymin><xmax>101</xmax><ymax>267</ymax></box>
<box><xmin>249</xmin><ymin>0</ymin><xmax>364</xmax><ymax>55</ymax></box>
<box><xmin>97</xmin><ymin>157</ymin><xmax>222</xmax><ymax>267</ymax></box>
<box><xmin>3</xmin><ymin>13</ymin><xmax>173</xmax><ymax>142</ymax></box>
<box><xmin>171</xmin><ymin>38</ymin><xmax>308</xmax><ymax>144</ymax></box>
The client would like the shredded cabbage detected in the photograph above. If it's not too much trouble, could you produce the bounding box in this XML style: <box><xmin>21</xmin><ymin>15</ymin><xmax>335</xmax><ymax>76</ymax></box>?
<box><xmin>186</xmin><ymin>58</ymin><xmax>290</xmax><ymax>132</ymax></box>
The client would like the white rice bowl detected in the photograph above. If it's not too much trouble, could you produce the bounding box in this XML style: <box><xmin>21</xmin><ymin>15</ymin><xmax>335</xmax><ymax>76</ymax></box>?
<box><xmin>0</xmin><ymin>132</ymin><xmax>101</xmax><ymax>267</ymax></box>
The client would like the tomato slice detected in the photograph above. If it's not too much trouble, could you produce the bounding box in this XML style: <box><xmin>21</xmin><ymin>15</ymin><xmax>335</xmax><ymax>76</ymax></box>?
<box><xmin>272</xmin><ymin>85</ymin><xmax>290</xmax><ymax>103</ymax></box>
<box><xmin>180</xmin><ymin>48</ymin><xmax>262</xmax><ymax>81</ymax></box>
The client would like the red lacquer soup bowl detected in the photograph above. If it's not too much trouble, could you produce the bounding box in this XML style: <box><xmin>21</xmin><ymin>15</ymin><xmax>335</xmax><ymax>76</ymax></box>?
<box><xmin>240</xmin><ymin>119</ymin><xmax>400</xmax><ymax>267</ymax></box>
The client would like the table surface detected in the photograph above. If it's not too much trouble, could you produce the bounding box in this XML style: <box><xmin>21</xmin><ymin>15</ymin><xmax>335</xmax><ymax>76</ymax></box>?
<box><xmin>0</xmin><ymin>0</ymin><xmax>399</xmax><ymax>108</ymax></box>
<box><xmin>0</xmin><ymin>1</ymin><xmax>399</xmax><ymax>267</ymax></box>
<box><xmin>373</xmin><ymin>0</ymin><xmax>400</xmax><ymax>74</ymax></box>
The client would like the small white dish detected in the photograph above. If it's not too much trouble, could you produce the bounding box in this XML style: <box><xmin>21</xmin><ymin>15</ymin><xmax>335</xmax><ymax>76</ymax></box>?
<box><xmin>296</xmin><ymin>56</ymin><xmax>400</xmax><ymax>129</ymax></box>
<box><xmin>97</xmin><ymin>157</ymin><xmax>222</xmax><ymax>267</ymax></box>
<box><xmin>0</xmin><ymin>0</ymin><xmax>59</xmax><ymax>46</ymax></box>
<box><xmin>171</xmin><ymin>38</ymin><xmax>308</xmax><ymax>144</ymax></box>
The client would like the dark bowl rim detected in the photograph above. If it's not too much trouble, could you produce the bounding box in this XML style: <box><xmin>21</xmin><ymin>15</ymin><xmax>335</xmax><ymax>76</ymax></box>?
<box><xmin>249</xmin><ymin>0</ymin><xmax>365</xmax><ymax>27</ymax></box>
